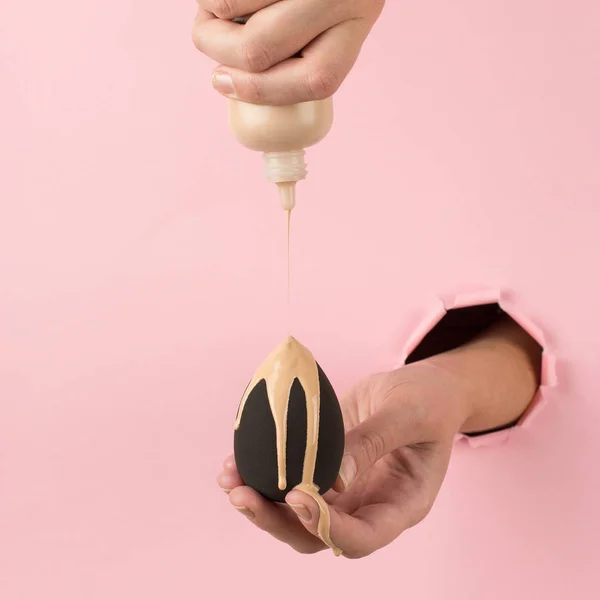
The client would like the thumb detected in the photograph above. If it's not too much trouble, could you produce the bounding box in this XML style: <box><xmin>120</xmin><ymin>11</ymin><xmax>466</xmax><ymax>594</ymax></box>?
<box><xmin>338</xmin><ymin>394</ymin><xmax>428</xmax><ymax>491</ymax></box>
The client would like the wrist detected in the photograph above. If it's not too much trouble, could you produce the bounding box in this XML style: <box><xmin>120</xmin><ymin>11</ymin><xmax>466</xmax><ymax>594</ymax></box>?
<box><xmin>427</xmin><ymin>317</ymin><xmax>542</xmax><ymax>434</ymax></box>
<box><xmin>403</xmin><ymin>359</ymin><xmax>476</xmax><ymax>439</ymax></box>
<box><xmin>417</xmin><ymin>357</ymin><xmax>478</xmax><ymax>435</ymax></box>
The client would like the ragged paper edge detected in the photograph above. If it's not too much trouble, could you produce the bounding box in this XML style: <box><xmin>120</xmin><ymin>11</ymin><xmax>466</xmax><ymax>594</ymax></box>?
<box><xmin>399</xmin><ymin>290</ymin><xmax>558</xmax><ymax>448</ymax></box>
<box><xmin>396</xmin><ymin>299</ymin><xmax>447</xmax><ymax>368</ymax></box>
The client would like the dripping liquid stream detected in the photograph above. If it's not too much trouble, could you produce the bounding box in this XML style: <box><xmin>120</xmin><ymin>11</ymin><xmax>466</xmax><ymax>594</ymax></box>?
<box><xmin>287</xmin><ymin>209</ymin><xmax>291</xmax><ymax>336</ymax></box>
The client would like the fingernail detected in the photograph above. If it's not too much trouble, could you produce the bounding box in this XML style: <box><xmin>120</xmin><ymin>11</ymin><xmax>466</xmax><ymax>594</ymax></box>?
<box><xmin>221</xmin><ymin>488</ymin><xmax>232</xmax><ymax>494</ymax></box>
<box><xmin>212</xmin><ymin>71</ymin><xmax>235</xmax><ymax>96</ymax></box>
<box><xmin>232</xmin><ymin>505</ymin><xmax>255</xmax><ymax>519</ymax></box>
<box><xmin>288</xmin><ymin>503</ymin><xmax>312</xmax><ymax>522</ymax></box>
<box><xmin>339</xmin><ymin>455</ymin><xmax>357</xmax><ymax>490</ymax></box>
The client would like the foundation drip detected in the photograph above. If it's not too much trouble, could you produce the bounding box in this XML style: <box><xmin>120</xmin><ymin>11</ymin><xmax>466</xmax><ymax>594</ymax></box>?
<box><xmin>234</xmin><ymin>337</ymin><xmax>342</xmax><ymax>556</ymax></box>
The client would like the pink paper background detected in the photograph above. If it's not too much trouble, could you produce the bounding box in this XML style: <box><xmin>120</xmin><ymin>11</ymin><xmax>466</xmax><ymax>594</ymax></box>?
<box><xmin>1</xmin><ymin>1</ymin><xmax>599</xmax><ymax>598</ymax></box>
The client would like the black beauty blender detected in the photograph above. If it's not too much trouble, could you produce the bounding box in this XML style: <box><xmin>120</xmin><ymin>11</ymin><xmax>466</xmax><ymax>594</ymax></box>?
<box><xmin>234</xmin><ymin>364</ymin><xmax>345</xmax><ymax>503</ymax></box>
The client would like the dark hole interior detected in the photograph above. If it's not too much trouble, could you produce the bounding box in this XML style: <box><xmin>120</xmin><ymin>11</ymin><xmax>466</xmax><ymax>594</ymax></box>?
<box><xmin>406</xmin><ymin>303</ymin><xmax>506</xmax><ymax>364</ymax></box>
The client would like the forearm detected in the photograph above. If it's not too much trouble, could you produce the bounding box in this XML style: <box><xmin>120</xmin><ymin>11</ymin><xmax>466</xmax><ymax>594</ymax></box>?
<box><xmin>430</xmin><ymin>316</ymin><xmax>542</xmax><ymax>434</ymax></box>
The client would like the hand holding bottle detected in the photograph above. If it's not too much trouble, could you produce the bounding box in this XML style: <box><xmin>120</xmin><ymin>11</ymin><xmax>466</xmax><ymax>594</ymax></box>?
<box><xmin>192</xmin><ymin>0</ymin><xmax>385</xmax><ymax>105</ymax></box>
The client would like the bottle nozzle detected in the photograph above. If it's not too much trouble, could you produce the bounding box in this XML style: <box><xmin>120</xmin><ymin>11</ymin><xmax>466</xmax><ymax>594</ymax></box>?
<box><xmin>263</xmin><ymin>150</ymin><xmax>307</xmax><ymax>184</ymax></box>
<box><xmin>263</xmin><ymin>150</ymin><xmax>305</xmax><ymax>210</ymax></box>
<box><xmin>277</xmin><ymin>182</ymin><xmax>296</xmax><ymax>211</ymax></box>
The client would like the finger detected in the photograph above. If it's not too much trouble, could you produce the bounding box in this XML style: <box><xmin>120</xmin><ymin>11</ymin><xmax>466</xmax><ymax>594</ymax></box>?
<box><xmin>286</xmin><ymin>490</ymin><xmax>414</xmax><ymax>559</ymax></box>
<box><xmin>222</xmin><ymin>455</ymin><xmax>236</xmax><ymax>471</ymax></box>
<box><xmin>195</xmin><ymin>0</ymin><xmax>346</xmax><ymax>74</ymax></box>
<box><xmin>331</xmin><ymin>389</ymin><xmax>359</xmax><ymax>494</ymax></box>
<box><xmin>229</xmin><ymin>487</ymin><xmax>325</xmax><ymax>554</ymax></box>
<box><xmin>217</xmin><ymin>460</ymin><xmax>244</xmax><ymax>494</ymax></box>
<box><xmin>322</xmin><ymin>488</ymin><xmax>339</xmax><ymax>503</ymax></box>
<box><xmin>193</xmin><ymin>10</ymin><xmax>243</xmax><ymax>65</ymax></box>
<box><xmin>334</xmin><ymin>503</ymin><xmax>417</xmax><ymax>558</ymax></box>
<box><xmin>339</xmin><ymin>396</ymin><xmax>431</xmax><ymax>491</ymax></box>
<box><xmin>197</xmin><ymin>0</ymin><xmax>277</xmax><ymax>21</ymax></box>
<box><xmin>332</xmin><ymin>474</ymin><xmax>345</xmax><ymax>493</ymax></box>
<box><xmin>211</xmin><ymin>18</ymin><xmax>370</xmax><ymax>104</ymax></box>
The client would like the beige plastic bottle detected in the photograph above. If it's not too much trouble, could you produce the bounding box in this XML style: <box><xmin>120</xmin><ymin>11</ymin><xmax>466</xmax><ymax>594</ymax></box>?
<box><xmin>228</xmin><ymin>15</ymin><xmax>334</xmax><ymax>210</ymax></box>
<box><xmin>228</xmin><ymin>98</ymin><xmax>334</xmax><ymax>210</ymax></box>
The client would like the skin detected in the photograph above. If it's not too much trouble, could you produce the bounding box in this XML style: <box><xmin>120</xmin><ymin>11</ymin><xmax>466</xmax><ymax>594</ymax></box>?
<box><xmin>217</xmin><ymin>318</ymin><xmax>542</xmax><ymax>558</ymax></box>
<box><xmin>192</xmin><ymin>0</ymin><xmax>386</xmax><ymax>105</ymax></box>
